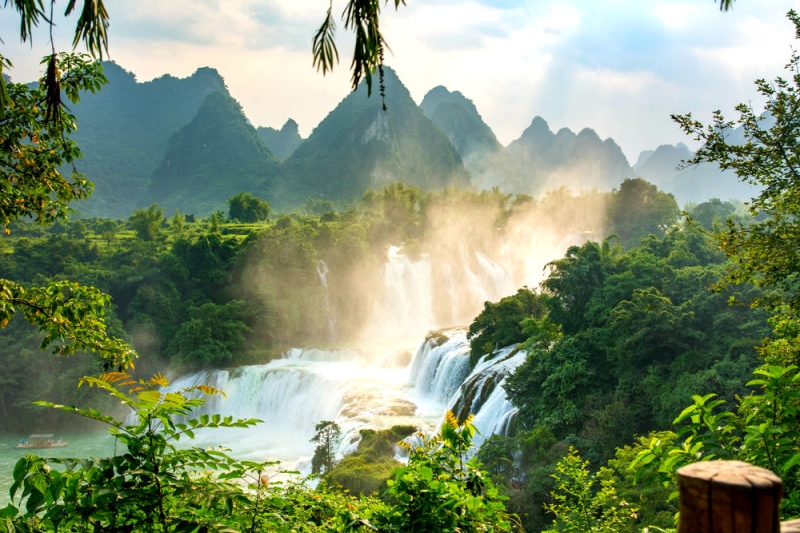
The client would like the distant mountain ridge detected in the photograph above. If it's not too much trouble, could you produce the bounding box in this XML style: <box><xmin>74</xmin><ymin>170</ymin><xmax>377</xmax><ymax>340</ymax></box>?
<box><xmin>147</xmin><ymin>91</ymin><xmax>279</xmax><ymax>215</ymax></box>
<box><xmin>275</xmin><ymin>68</ymin><xmax>470</xmax><ymax>209</ymax></box>
<box><xmin>69</xmin><ymin>62</ymin><xmax>228</xmax><ymax>217</ymax></box>
<box><xmin>632</xmin><ymin>142</ymin><xmax>758</xmax><ymax>205</ymax></box>
<box><xmin>60</xmin><ymin>61</ymin><xmax>751</xmax><ymax>218</ymax></box>
<box><xmin>257</xmin><ymin>119</ymin><xmax>304</xmax><ymax>160</ymax></box>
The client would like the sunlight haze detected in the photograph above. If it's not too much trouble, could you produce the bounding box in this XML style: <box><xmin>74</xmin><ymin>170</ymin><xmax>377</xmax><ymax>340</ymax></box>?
<box><xmin>0</xmin><ymin>0</ymin><xmax>794</xmax><ymax>161</ymax></box>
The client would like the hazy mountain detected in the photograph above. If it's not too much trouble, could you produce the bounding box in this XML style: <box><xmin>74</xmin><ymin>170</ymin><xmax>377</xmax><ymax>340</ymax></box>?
<box><xmin>493</xmin><ymin>116</ymin><xmax>633</xmax><ymax>194</ymax></box>
<box><xmin>56</xmin><ymin>60</ymin><xmax>758</xmax><ymax>218</ymax></box>
<box><xmin>146</xmin><ymin>91</ymin><xmax>279</xmax><ymax>216</ymax></box>
<box><xmin>419</xmin><ymin>86</ymin><xmax>501</xmax><ymax>177</ymax></box>
<box><xmin>68</xmin><ymin>62</ymin><xmax>228</xmax><ymax>217</ymax></box>
<box><xmin>633</xmin><ymin>143</ymin><xmax>758</xmax><ymax>205</ymax></box>
<box><xmin>274</xmin><ymin>68</ymin><xmax>470</xmax><ymax>208</ymax></box>
<box><xmin>256</xmin><ymin>119</ymin><xmax>304</xmax><ymax>160</ymax></box>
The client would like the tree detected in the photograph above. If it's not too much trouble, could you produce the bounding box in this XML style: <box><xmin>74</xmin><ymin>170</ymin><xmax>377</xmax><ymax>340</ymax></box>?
<box><xmin>544</xmin><ymin>448</ymin><xmax>638</xmax><ymax>533</ymax></box>
<box><xmin>674</xmin><ymin>9</ymin><xmax>800</xmax><ymax>311</ymax></box>
<box><xmin>171</xmin><ymin>208</ymin><xmax>185</xmax><ymax>232</ymax></box>
<box><xmin>2</xmin><ymin>0</ymin><xmax>395</xmax><ymax>117</ymax></box>
<box><xmin>467</xmin><ymin>287</ymin><xmax>549</xmax><ymax>366</ymax></box>
<box><xmin>0</xmin><ymin>54</ymin><xmax>133</xmax><ymax>369</ymax></box>
<box><xmin>129</xmin><ymin>204</ymin><xmax>164</xmax><ymax>241</ymax></box>
<box><xmin>313</xmin><ymin>0</ymin><xmax>407</xmax><ymax>105</ymax></box>
<box><xmin>381</xmin><ymin>412</ymin><xmax>515</xmax><ymax>533</ymax></box>
<box><xmin>687</xmin><ymin>198</ymin><xmax>737</xmax><ymax>230</ymax></box>
<box><xmin>311</xmin><ymin>420</ymin><xmax>342</xmax><ymax>475</ymax></box>
<box><xmin>227</xmin><ymin>191</ymin><xmax>271</xmax><ymax>223</ymax></box>
<box><xmin>607</xmin><ymin>178</ymin><xmax>679</xmax><ymax>248</ymax></box>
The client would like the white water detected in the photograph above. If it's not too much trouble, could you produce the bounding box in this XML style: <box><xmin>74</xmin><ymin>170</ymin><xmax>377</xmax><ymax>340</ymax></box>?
<box><xmin>168</xmin><ymin>241</ymin><xmax>586</xmax><ymax>471</ymax></box>
<box><xmin>317</xmin><ymin>260</ymin><xmax>336</xmax><ymax>341</ymax></box>
<box><xmin>168</xmin><ymin>329</ymin><xmax>525</xmax><ymax>471</ymax></box>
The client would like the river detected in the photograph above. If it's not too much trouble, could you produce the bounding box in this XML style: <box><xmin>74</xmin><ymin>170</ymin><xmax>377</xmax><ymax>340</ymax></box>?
<box><xmin>0</xmin><ymin>237</ymin><xmax>583</xmax><ymax>506</ymax></box>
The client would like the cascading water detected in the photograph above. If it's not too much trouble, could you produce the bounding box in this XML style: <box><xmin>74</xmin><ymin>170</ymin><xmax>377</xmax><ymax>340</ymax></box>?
<box><xmin>168</xmin><ymin>329</ymin><xmax>526</xmax><ymax>469</ymax></box>
<box><xmin>167</xmin><ymin>239</ymin><xmax>581</xmax><ymax>470</ymax></box>
<box><xmin>317</xmin><ymin>260</ymin><xmax>336</xmax><ymax>341</ymax></box>
<box><xmin>446</xmin><ymin>347</ymin><xmax>527</xmax><ymax>447</ymax></box>
<box><xmin>408</xmin><ymin>330</ymin><xmax>472</xmax><ymax>407</ymax></box>
<box><xmin>168</xmin><ymin>348</ymin><xmax>418</xmax><ymax>464</ymax></box>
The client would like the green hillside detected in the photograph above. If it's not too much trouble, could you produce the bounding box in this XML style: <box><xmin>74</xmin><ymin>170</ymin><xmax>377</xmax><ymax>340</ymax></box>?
<box><xmin>146</xmin><ymin>91</ymin><xmax>279</xmax><ymax>216</ymax></box>
<box><xmin>420</xmin><ymin>86</ymin><xmax>501</xmax><ymax>162</ymax></box>
<box><xmin>256</xmin><ymin>119</ymin><xmax>304</xmax><ymax>160</ymax></box>
<box><xmin>68</xmin><ymin>63</ymin><xmax>227</xmax><ymax>217</ymax></box>
<box><xmin>274</xmin><ymin>67</ymin><xmax>471</xmax><ymax>209</ymax></box>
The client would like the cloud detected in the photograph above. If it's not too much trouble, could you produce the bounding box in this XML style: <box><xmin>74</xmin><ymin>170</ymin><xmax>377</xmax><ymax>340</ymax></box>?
<box><xmin>1</xmin><ymin>0</ymin><xmax>799</xmax><ymax>164</ymax></box>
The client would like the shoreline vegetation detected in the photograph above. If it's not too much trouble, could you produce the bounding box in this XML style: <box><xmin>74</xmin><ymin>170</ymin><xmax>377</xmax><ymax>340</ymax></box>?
<box><xmin>4</xmin><ymin>3</ymin><xmax>800</xmax><ymax>531</ymax></box>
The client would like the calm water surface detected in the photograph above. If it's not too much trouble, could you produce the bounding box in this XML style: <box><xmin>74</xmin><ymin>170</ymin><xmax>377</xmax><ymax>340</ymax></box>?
<box><xmin>0</xmin><ymin>432</ymin><xmax>118</xmax><ymax>506</ymax></box>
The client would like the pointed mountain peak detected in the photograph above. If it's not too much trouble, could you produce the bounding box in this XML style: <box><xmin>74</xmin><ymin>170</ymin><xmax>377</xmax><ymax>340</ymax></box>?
<box><xmin>275</xmin><ymin>67</ymin><xmax>469</xmax><ymax>208</ymax></box>
<box><xmin>190</xmin><ymin>67</ymin><xmax>227</xmax><ymax>91</ymax></box>
<box><xmin>257</xmin><ymin>118</ymin><xmax>304</xmax><ymax>160</ymax></box>
<box><xmin>417</xmin><ymin>83</ymin><xmax>500</xmax><ymax>167</ymax></box>
<box><xmin>100</xmin><ymin>61</ymin><xmax>137</xmax><ymax>83</ymax></box>
<box><xmin>576</xmin><ymin>127</ymin><xmax>602</xmax><ymax>142</ymax></box>
<box><xmin>633</xmin><ymin>150</ymin><xmax>655</xmax><ymax>170</ymax></box>
<box><xmin>555</xmin><ymin>127</ymin><xmax>576</xmax><ymax>140</ymax></box>
<box><xmin>281</xmin><ymin>119</ymin><xmax>300</xmax><ymax>135</ymax></box>
<box><xmin>518</xmin><ymin>116</ymin><xmax>554</xmax><ymax>144</ymax></box>
<box><xmin>420</xmin><ymin>85</ymin><xmax>453</xmax><ymax>114</ymax></box>
<box><xmin>420</xmin><ymin>85</ymin><xmax>482</xmax><ymax>119</ymax></box>
<box><xmin>147</xmin><ymin>90</ymin><xmax>276</xmax><ymax>215</ymax></box>
<box><xmin>352</xmin><ymin>65</ymin><xmax>413</xmax><ymax>104</ymax></box>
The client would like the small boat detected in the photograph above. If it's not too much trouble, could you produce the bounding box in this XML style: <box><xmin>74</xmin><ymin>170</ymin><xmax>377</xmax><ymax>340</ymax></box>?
<box><xmin>15</xmin><ymin>434</ymin><xmax>68</xmax><ymax>449</ymax></box>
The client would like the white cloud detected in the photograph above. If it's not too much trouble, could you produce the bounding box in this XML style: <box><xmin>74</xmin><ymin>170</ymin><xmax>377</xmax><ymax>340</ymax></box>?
<box><xmin>652</xmin><ymin>3</ymin><xmax>701</xmax><ymax>30</ymax></box>
<box><xmin>1</xmin><ymin>0</ymin><xmax>799</xmax><ymax>162</ymax></box>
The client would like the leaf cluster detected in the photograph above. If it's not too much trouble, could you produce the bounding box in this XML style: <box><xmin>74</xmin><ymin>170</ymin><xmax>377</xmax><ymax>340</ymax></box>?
<box><xmin>631</xmin><ymin>364</ymin><xmax>800</xmax><ymax>518</ymax></box>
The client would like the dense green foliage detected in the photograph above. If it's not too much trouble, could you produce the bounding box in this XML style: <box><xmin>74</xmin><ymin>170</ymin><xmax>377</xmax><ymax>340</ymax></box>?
<box><xmin>467</xmin><ymin>220</ymin><xmax>769</xmax><ymax>531</ymax></box>
<box><xmin>0</xmin><ymin>179</ymin><xmax>699</xmax><ymax>432</ymax></box>
<box><xmin>1</xmin><ymin>379</ymin><xmax>514</xmax><ymax>533</ymax></box>
<box><xmin>228</xmin><ymin>192</ymin><xmax>271</xmax><ymax>223</ymax></box>
<box><xmin>543</xmin><ymin>448</ymin><xmax>637</xmax><ymax>533</ymax></box>
<box><xmin>467</xmin><ymin>287</ymin><xmax>548</xmax><ymax>367</ymax></box>
<box><xmin>517</xmin><ymin>227</ymin><xmax>764</xmax><ymax>457</ymax></box>
<box><xmin>381</xmin><ymin>412</ymin><xmax>515</xmax><ymax>533</ymax></box>
<box><xmin>0</xmin><ymin>53</ymin><xmax>135</xmax><ymax>377</ymax></box>
<box><xmin>607</xmin><ymin>178</ymin><xmax>680</xmax><ymax>248</ymax></box>
<box><xmin>325</xmin><ymin>426</ymin><xmax>415</xmax><ymax>496</ymax></box>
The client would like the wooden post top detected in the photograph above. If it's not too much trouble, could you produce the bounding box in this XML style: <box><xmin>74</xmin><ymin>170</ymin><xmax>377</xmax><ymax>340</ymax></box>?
<box><xmin>677</xmin><ymin>460</ymin><xmax>783</xmax><ymax>533</ymax></box>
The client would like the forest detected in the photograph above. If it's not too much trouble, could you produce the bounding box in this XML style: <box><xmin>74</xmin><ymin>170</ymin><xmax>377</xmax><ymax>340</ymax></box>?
<box><xmin>3</xmin><ymin>4</ymin><xmax>800</xmax><ymax>533</ymax></box>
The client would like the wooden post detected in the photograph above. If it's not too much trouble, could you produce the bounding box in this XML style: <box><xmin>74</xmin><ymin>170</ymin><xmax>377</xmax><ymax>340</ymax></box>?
<box><xmin>677</xmin><ymin>460</ymin><xmax>783</xmax><ymax>533</ymax></box>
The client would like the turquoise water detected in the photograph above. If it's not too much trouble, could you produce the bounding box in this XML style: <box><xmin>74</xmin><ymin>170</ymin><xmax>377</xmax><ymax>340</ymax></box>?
<box><xmin>0</xmin><ymin>432</ymin><xmax>118</xmax><ymax>506</ymax></box>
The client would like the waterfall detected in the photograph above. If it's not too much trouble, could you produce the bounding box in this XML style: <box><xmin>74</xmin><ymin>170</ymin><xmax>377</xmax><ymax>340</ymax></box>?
<box><xmin>165</xmin><ymin>328</ymin><xmax>527</xmax><ymax>469</ymax></box>
<box><xmin>363</xmin><ymin>246</ymin><xmax>435</xmax><ymax>344</ymax></box>
<box><xmin>364</xmin><ymin>246</ymin><xmax>520</xmax><ymax>343</ymax></box>
<box><xmin>408</xmin><ymin>330</ymin><xmax>526</xmax><ymax>445</ymax></box>
<box><xmin>317</xmin><ymin>260</ymin><xmax>336</xmax><ymax>341</ymax></box>
<box><xmin>165</xmin><ymin>242</ymin><xmax>541</xmax><ymax>468</ymax></box>
<box><xmin>409</xmin><ymin>329</ymin><xmax>472</xmax><ymax>409</ymax></box>
<box><xmin>166</xmin><ymin>348</ymin><xmax>420</xmax><ymax>466</ymax></box>
<box><xmin>446</xmin><ymin>347</ymin><xmax>527</xmax><ymax>447</ymax></box>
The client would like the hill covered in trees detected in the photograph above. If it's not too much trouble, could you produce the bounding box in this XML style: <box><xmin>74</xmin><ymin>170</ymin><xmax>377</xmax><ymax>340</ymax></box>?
<box><xmin>57</xmin><ymin>62</ymin><xmax>744</xmax><ymax>219</ymax></box>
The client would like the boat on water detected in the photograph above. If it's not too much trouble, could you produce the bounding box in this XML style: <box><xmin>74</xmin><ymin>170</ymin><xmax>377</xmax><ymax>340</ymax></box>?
<box><xmin>15</xmin><ymin>434</ymin><xmax>68</xmax><ymax>449</ymax></box>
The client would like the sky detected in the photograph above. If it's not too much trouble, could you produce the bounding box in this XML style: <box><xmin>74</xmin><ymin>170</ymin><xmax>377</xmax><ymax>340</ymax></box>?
<box><xmin>0</xmin><ymin>0</ymin><xmax>798</xmax><ymax>162</ymax></box>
